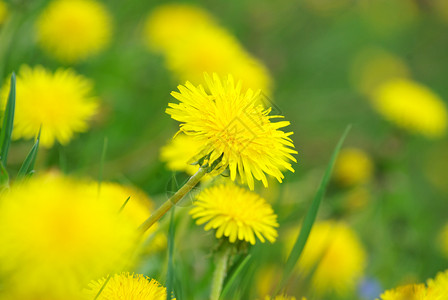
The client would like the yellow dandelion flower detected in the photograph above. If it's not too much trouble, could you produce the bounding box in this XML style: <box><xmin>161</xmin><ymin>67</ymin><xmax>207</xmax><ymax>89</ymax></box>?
<box><xmin>371</xmin><ymin>78</ymin><xmax>448</xmax><ymax>138</ymax></box>
<box><xmin>85</xmin><ymin>272</ymin><xmax>172</xmax><ymax>300</ymax></box>
<box><xmin>165</xmin><ymin>27</ymin><xmax>272</xmax><ymax>94</ymax></box>
<box><xmin>0</xmin><ymin>174</ymin><xmax>137</xmax><ymax>298</ymax></box>
<box><xmin>0</xmin><ymin>1</ymin><xmax>8</xmax><ymax>25</ymax></box>
<box><xmin>333</xmin><ymin>148</ymin><xmax>374</xmax><ymax>187</ymax></box>
<box><xmin>160</xmin><ymin>133</ymin><xmax>207</xmax><ymax>176</ymax></box>
<box><xmin>427</xmin><ymin>269</ymin><xmax>448</xmax><ymax>299</ymax></box>
<box><xmin>144</xmin><ymin>4</ymin><xmax>273</xmax><ymax>94</ymax></box>
<box><xmin>350</xmin><ymin>47</ymin><xmax>410</xmax><ymax>95</ymax></box>
<box><xmin>91</xmin><ymin>181</ymin><xmax>166</xmax><ymax>252</ymax></box>
<box><xmin>378</xmin><ymin>284</ymin><xmax>429</xmax><ymax>300</ymax></box>
<box><xmin>0</xmin><ymin>65</ymin><xmax>98</xmax><ymax>147</ymax></box>
<box><xmin>166</xmin><ymin>73</ymin><xmax>297</xmax><ymax>190</ymax></box>
<box><xmin>293</xmin><ymin>221</ymin><xmax>367</xmax><ymax>296</ymax></box>
<box><xmin>36</xmin><ymin>0</ymin><xmax>112</xmax><ymax>63</ymax></box>
<box><xmin>439</xmin><ymin>223</ymin><xmax>448</xmax><ymax>258</ymax></box>
<box><xmin>143</xmin><ymin>3</ymin><xmax>213</xmax><ymax>53</ymax></box>
<box><xmin>190</xmin><ymin>182</ymin><xmax>279</xmax><ymax>245</ymax></box>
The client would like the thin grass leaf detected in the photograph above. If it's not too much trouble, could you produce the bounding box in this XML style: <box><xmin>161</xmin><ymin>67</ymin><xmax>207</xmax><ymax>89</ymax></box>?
<box><xmin>17</xmin><ymin>129</ymin><xmax>41</xmax><ymax>179</ymax></box>
<box><xmin>276</xmin><ymin>125</ymin><xmax>351</xmax><ymax>294</ymax></box>
<box><xmin>0</xmin><ymin>73</ymin><xmax>16</xmax><ymax>167</ymax></box>
<box><xmin>220</xmin><ymin>254</ymin><xmax>252</xmax><ymax>300</ymax></box>
<box><xmin>166</xmin><ymin>207</ymin><xmax>176</xmax><ymax>300</ymax></box>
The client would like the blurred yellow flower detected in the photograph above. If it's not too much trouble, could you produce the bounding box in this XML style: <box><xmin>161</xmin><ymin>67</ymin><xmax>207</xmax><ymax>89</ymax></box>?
<box><xmin>371</xmin><ymin>78</ymin><xmax>448</xmax><ymax>138</ymax></box>
<box><xmin>144</xmin><ymin>4</ymin><xmax>273</xmax><ymax>94</ymax></box>
<box><xmin>166</xmin><ymin>73</ymin><xmax>297</xmax><ymax>190</ymax></box>
<box><xmin>378</xmin><ymin>284</ymin><xmax>428</xmax><ymax>300</ymax></box>
<box><xmin>143</xmin><ymin>3</ymin><xmax>213</xmax><ymax>53</ymax></box>
<box><xmin>0</xmin><ymin>1</ymin><xmax>8</xmax><ymax>24</ymax></box>
<box><xmin>439</xmin><ymin>223</ymin><xmax>448</xmax><ymax>258</ymax></box>
<box><xmin>36</xmin><ymin>0</ymin><xmax>112</xmax><ymax>63</ymax></box>
<box><xmin>0</xmin><ymin>174</ymin><xmax>137</xmax><ymax>298</ymax></box>
<box><xmin>333</xmin><ymin>148</ymin><xmax>374</xmax><ymax>187</ymax></box>
<box><xmin>294</xmin><ymin>221</ymin><xmax>367</xmax><ymax>296</ymax></box>
<box><xmin>190</xmin><ymin>182</ymin><xmax>279</xmax><ymax>244</ymax></box>
<box><xmin>350</xmin><ymin>48</ymin><xmax>410</xmax><ymax>95</ymax></box>
<box><xmin>0</xmin><ymin>65</ymin><xmax>98</xmax><ymax>147</ymax></box>
<box><xmin>427</xmin><ymin>269</ymin><xmax>448</xmax><ymax>299</ymax></box>
<box><xmin>85</xmin><ymin>272</ymin><xmax>171</xmax><ymax>300</ymax></box>
<box><xmin>160</xmin><ymin>133</ymin><xmax>206</xmax><ymax>176</ymax></box>
<box><xmin>91</xmin><ymin>181</ymin><xmax>166</xmax><ymax>253</ymax></box>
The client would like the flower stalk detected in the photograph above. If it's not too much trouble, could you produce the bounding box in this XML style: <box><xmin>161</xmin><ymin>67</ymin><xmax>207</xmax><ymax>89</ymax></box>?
<box><xmin>210</xmin><ymin>245</ymin><xmax>231</xmax><ymax>300</ymax></box>
<box><xmin>138</xmin><ymin>166</ymin><xmax>208</xmax><ymax>234</ymax></box>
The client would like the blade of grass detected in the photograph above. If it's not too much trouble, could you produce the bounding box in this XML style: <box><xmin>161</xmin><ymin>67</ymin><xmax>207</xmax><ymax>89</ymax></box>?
<box><xmin>166</xmin><ymin>207</ymin><xmax>176</xmax><ymax>300</ymax></box>
<box><xmin>0</xmin><ymin>73</ymin><xmax>16</xmax><ymax>167</ymax></box>
<box><xmin>17</xmin><ymin>129</ymin><xmax>41</xmax><ymax>179</ymax></box>
<box><xmin>276</xmin><ymin>125</ymin><xmax>351</xmax><ymax>294</ymax></box>
<box><xmin>220</xmin><ymin>254</ymin><xmax>252</xmax><ymax>299</ymax></box>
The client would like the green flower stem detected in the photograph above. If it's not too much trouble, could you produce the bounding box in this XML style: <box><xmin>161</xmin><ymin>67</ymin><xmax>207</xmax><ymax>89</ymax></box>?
<box><xmin>210</xmin><ymin>246</ymin><xmax>231</xmax><ymax>300</ymax></box>
<box><xmin>138</xmin><ymin>166</ymin><xmax>207</xmax><ymax>234</ymax></box>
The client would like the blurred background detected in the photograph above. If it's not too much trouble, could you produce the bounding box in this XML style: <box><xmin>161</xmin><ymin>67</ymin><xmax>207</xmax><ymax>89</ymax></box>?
<box><xmin>1</xmin><ymin>0</ymin><xmax>448</xmax><ymax>299</ymax></box>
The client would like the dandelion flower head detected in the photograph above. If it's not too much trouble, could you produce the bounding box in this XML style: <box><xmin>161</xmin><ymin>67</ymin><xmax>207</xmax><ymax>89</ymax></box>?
<box><xmin>427</xmin><ymin>269</ymin><xmax>448</xmax><ymax>299</ymax></box>
<box><xmin>371</xmin><ymin>78</ymin><xmax>448</xmax><ymax>138</ymax></box>
<box><xmin>333</xmin><ymin>148</ymin><xmax>374</xmax><ymax>187</ymax></box>
<box><xmin>190</xmin><ymin>182</ymin><xmax>279</xmax><ymax>245</ymax></box>
<box><xmin>0</xmin><ymin>174</ymin><xmax>137</xmax><ymax>298</ymax></box>
<box><xmin>91</xmin><ymin>181</ymin><xmax>166</xmax><ymax>252</ymax></box>
<box><xmin>36</xmin><ymin>0</ymin><xmax>112</xmax><ymax>63</ymax></box>
<box><xmin>378</xmin><ymin>284</ymin><xmax>430</xmax><ymax>300</ymax></box>
<box><xmin>0</xmin><ymin>1</ymin><xmax>8</xmax><ymax>24</ymax></box>
<box><xmin>166</xmin><ymin>73</ymin><xmax>297</xmax><ymax>190</ymax></box>
<box><xmin>0</xmin><ymin>65</ymin><xmax>98</xmax><ymax>147</ymax></box>
<box><xmin>85</xmin><ymin>272</ymin><xmax>173</xmax><ymax>300</ymax></box>
<box><xmin>144</xmin><ymin>3</ymin><xmax>213</xmax><ymax>52</ymax></box>
<box><xmin>292</xmin><ymin>221</ymin><xmax>367</xmax><ymax>296</ymax></box>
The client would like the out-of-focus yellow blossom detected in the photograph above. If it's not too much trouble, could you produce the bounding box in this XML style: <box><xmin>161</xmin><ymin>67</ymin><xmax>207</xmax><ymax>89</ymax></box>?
<box><xmin>427</xmin><ymin>269</ymin><xmax>448</xmax><ymax>299</ymax></box>
<box><xmin>160</xmin><ymin>133</ymin><xmax>207</xmax><ymax>176</ymax></box>
<box><xmin>85</xmin><ymin>272</ymin><xmax>173</xmax><ymax>300</ymax></box>
<box><xmin>292</xmin><ymin>221</ymin><xmax>367</xmax><ymax>296</ymax></box>
<box><xmin>0</xmin><ymin>65</ymin><xmax>98</xmax><ymax>147</ymax></box>
<box><xmin>144</xmin><ymin>3</ymin><xmax>213</xmax><ymax>53</ymax></box>
<box><xmin>431</xmin><ymin>0</ymin><xmax>448</xmax><ymax>23</ymax></box>
<box><xmin>333</xmin><ymin>148</ymin><xmax>374</xmax><ymax>187</ymax></box>
<box><xmin>166</xmin><ymin>73</ymin><xmax>296</xmax><ymax>190</ymax></box>
<box><xmin>90</xmin><ymin>181</ymin><xmax>166</xmax><ymax>253</ymax></box>
<box><xmin>190</xmin><ymin>182</ymin><xmax>279</xmax><ymax>245</ymax></box>
<box><xmin>438</xmin><ymin>223</ymin><xmax>448</xmax><ymax>258</ymax></box>
<box><xmin>350</xmin><ymin>48</ymin><xmax>410</xmax><ymax>95</ymax></box>
<box><xmin>143</xmin><ymin>4</ymin><xmax>273</xmax><ymax>94</ymax></box>
<box><xmin>256</xmin><ymin>265</ymin><xmax>281</xmax><ymax>297</ymax></box>
<box><xmin>371</xmin><ymin>79</ymin><xmax>448</xmax><ymax>138</ymax></box>
<box><xmin>377</xmin><ymin>284</ymin><xmax>429</xmax><ymax>300</ymax></box>
<box><xmin>0</xmin><ymin>174</ymin><xmax>137</xmax><ymax>298</ymax></box>
<box><xmin>36</xmin><ymin>0</ymin><xmax>112</xmax><ymax>63</ymax></box>
<box><xmin>0</xmin><ymin>1</ymin><xmax>8</xmax><ymax>24</ymax></box>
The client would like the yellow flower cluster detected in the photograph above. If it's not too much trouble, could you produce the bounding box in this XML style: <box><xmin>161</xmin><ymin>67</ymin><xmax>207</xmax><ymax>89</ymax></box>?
<box><xmin>370</xmin><ymin>78</ymin><xmax>448</xmax><ymax>138</ymax></box>
<box><xmin>166</xmin><ymin>73</ymin><xmax>297</xmax><ymax>190</ymax></box>
<box><xmin>85</xmin><ymin>272</ymin><xmax>172</xmax><ymax>300</ymax></box>
<box><xmin>144</xmin><ymin>4</ymin><xmax>272</xmax><ymax>94</ymax></box>
<box><xmin>36</xmin><ymin>0</ymin><xmax>112</xmax><ymax>63</ymax></box>
<box><xmin>292</xmin><ymin>221</ymin><xmax>367</xmax><ymax>296</ymax></box>
<box><xmin>0</xmin><ymin>174</ymin><xmax>138</xmax><ymax>298</ymax></box>
<box><xmin>0</xmin><ymin>65</ymin><xmax>98</xmax><ymax>147</ymax></box>
<box><xmin>190</xmin><ymin>182</ymin><xmax>279</xmax><ymax>245</ymax></box>
<box><xmin>378</xmin><ymin>269</ymin><xmax>448</xmax><ymax>300</ymax></box>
